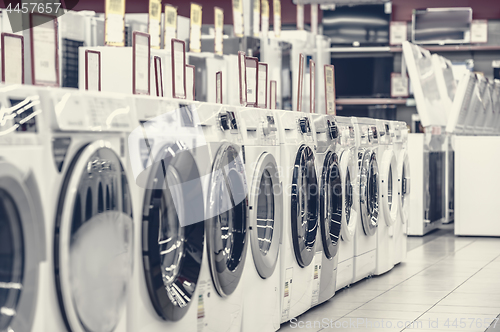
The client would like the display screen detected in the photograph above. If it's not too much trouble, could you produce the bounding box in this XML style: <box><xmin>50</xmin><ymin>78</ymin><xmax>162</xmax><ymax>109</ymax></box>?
<box><xmin>412</xmin><ymin>8</ymin><xmax>472</xmax><ymax>44</ymax></box>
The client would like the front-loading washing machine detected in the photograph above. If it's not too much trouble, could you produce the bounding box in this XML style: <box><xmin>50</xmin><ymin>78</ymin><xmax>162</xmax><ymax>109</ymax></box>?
<box><xmin>5</xmin><ymin>86</ymin><xmax>136</xmax><ymax>332</ymax></box>
<box><xmin>310</xmin><ymin>113</ymin><xmax>342</xmax><ymax>306</ymax></box>
<box><xmin>351</xmin><ymin>117</ymin><xmax>380</xmax><ymax>283</ymax></box>
<box><xmin>126</xmin><ymin>96</ymin><xmax>206</xmax><ymax>332</ymax></box>
<box><xmin>276</xmin><ymin>110</ymin><xmax>319</xmax><ymax>323</ymax></box>
<box><xmin>374</xmin><ymin>119</ymin><xmax>398</xmax><ymax>276</ymax></box>
<box><xmin>334</xmin><ymin>117</ymin><xmax>358</xmax><ymax>291</ymax></box>
<box><xmin>392</xmin><ymin>121</ymin><xmax>410</xmax><ymax>266</ymax></box>
<box><xmin>0</xmin><ymin>85</ymin><xmax>46</xmax><ymax>332</ymax></box>
<box><xmin>238</xmin><ymin>107</ymin><xmax>282</xmax><ymax>332</ymax></box>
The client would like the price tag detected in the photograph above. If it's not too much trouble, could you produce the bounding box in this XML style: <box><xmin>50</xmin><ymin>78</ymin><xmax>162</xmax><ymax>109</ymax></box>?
<box><xmin>258</xmin><ymin>62</ymin><xmax>268</xmax><ymax>108</ymax></box>
<box><xmin>311</xmin><ymin>4</ymin><xmax>318</xmax><ymax>35</ymax></box>
<box><xmin>270</xmin><ymin>80</ymin><xmax>277</xmax><ymax>109</ymax></box>
<box><xmin>30</xmin><ymin>14</ymin><xmax>58</xmax><ymax>87</ymax></box>
<box><xmin>105</xmin><ymin>0</ymin><xmax>126</xmax><ymax>46</ymax></box>
<box><xmin>273</xmin><ymin>0</ymin><xmax>281</xmax><ymax>37</ymax></box>
<box><xmin>297</xmin><ymin>53</ymin><xmax>305</xmax><ymax>112</ymax></box>
<box><xmin>171</xmin><ymin>39</ymin><xmax>186</xmax><ymax>99</ymax></box>
<box><xmin>391</xmin><ymin>72</ymin><xmax>409</xmax><ymax>98</ymax></box>
<box><xmin>216</xmin><ymin>71</ymin><xmax>223</xmax><ymax>104</ymax></box>
<box><xmin>1</xmin><ymin>33</ymin><xmax>24</xmax><ymax>84</ymax></box>
<box><xmin>190</xmin><ymin>3</ymin><xmax>202</xmax><ymax>53</ymax></box>
<box><xmin>246</xmin><ymin>57</ymin><xmax>258</xmax><ymax>107</ymax></box>
<box><xmin>164</xmin><ymin>5</ymin><xmax>177</xmax><ymax>49</ymax></box>
<box><xmin>471</xmin><ymin>20</ymin><xmax>488</xmax><ymax>44</ymax></box>
<box><xmin>253</xmin><ymin>0</ymin><xmax>260</xmax><ymax>37</ymax></box>
<box><xmin>186</xmin><ymin>64</ymin><xmax>195</xmax><ymax>101</ymax></box>
<box><xmin>296</xmin><ymin>4</ymin><xmax>304</xmax><ymax>30</ymax></box>
<box><xmin>133</xmin><ymin>32</ymin><xmax>151</xmax><ymax>95</ymax></box>
<box><xmin>85</xmin><ymin>50</ymin><xmax>101</xmax><ymax>91</ymax></box>
<box><xmin>214</xmin><ymin>7</ymin><xmax>224</xmax><ymax>55</ymax></box>
<box><xmin>232</xmin><ymin>0</ymin><xmax>244</xmax><ymax>37</ymax></box>
<box><xmin>238</xmin><ymin>51</ymin><xmax>247</xmax><ymax>106</ymax></box>
<box><xmin>310</xmin><ymin>59</ymin><xmax>315</xmax><ymax>113</ymax></box>
<box><xmin>390</xmin><ymin>21</ymin><xmax>407</xmax><ymax>45</ymax></box>
<box><xmin>154</xmin><ymin>56</ymin><xmax>163</xmax><ymax>97</ymax></box>
<box><xmin>324</xmin><ymin>64</ymin><xmax>336</xmax><ymax>115</ymax></box>
<box><xmin>261</xmin><ymin>0</ymin><xmax>269</xmax><ymax>38</ymax></box>
<box><xmin>148</xmin><ymin>0</ymin><xmax>162</xmax><ymax>49</ymax></box>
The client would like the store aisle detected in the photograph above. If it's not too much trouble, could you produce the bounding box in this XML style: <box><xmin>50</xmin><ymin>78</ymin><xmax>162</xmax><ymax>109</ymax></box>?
<box><xmin>280</xmin><ymin>226</ymin><xmax>500</xmax><ymax>332</ymax></box>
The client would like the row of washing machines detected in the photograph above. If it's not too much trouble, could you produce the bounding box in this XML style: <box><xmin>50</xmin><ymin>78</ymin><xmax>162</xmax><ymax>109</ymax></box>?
<box><xmin>0</xmin><ymin>84</ymin><xmax>410</xmax><ymax>332</ymax></box>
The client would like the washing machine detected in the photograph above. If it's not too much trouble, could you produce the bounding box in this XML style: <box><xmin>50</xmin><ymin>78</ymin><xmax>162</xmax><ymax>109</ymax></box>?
<box><xmin>310</xmin><ymin>113</ymin><xmax>342</xmax><ymax>306</ymax></box>
<box><xmin>239</xmin><ymin>107</ymin><xmax>282</xmax><ymax>332</ymax></box>
<box><xmin>351</xmin><ymin>117</ymin><xmax>380</xmax><ymax>283</ymax></box>
<box><xmin>373</xmin><ymin>119</ymin><xmax>398</xmax><ymax>276</ymax></box>
<box><xmin>0</xmin><ymin>85</ymin><xmax>46</xmax><ymax>332</ymax></box>
<box><xmin>392</xmin><ymin>121</ymin><xmax>410</xmax><ymax>266</ymax></box>
<box><xmin>126</xmin><ymin>96</ymin><xmax>206</xmax><ymax>332</ymax></box>
<box><xmin>5</xmin><ymin>86</ymin><xmax>136</xmax><ymax>332</ymax></box>
<box><xmin>276</xmin><ymin>110</ymin><xmax>319</xmax><ymax>322</ymax></box>
<box><xmin>334</xmin><ymin>117</ymin><xmax>358</xmax><ymax>291</ymax></box>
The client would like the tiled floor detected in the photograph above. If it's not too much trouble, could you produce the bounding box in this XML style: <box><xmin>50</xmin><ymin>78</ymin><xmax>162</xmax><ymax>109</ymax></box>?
<box><xmin>280</xmin><ymin>225</ymin><xmax>500</xmax><ymax>331</ymax></box>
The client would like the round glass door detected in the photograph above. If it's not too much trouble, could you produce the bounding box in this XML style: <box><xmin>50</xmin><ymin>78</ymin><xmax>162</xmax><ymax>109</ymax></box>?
<box><xmin>359</xmin><ymin>150</ymin><xmax>379</xmax><ymax>236</ymax></box>
<box><xmin>291</xmin><ymin>145</ymin><xmax>318</xmax><ymax>267</ymax></box>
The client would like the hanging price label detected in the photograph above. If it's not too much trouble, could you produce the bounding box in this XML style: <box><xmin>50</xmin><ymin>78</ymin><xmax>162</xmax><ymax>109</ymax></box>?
<box><xmin>148</xmin><ymin>0</ymin><xmax>161</xmax><ymax>49</ymax></box>
<box><xmin>232</xmin><ymin>0</ymin><xmax>244</xmax><ymax>37</ymax></box>
<box><xmin>1</xmin><ymin>33</ymin><xmax>24</xmax><ymax>84</ymax></box>
<box><xmin>253</xmin><ymin>0</ymin><xmax>260</xmax><ymax>37</ymax></box>
<box><xmin>133</xmin><ymin>32</ymin><xmax>151</xmax><ymax>95</ymax></box>
<box><xmin>105</xmin><ymin>0</ymin><xmax>126</xmax><ymax>46</ymax></box>
<box><xmin>311</xmin><ymin>4</ymin><xmax>318</xmax><ymax>35</ymax></box>
<box><xmin>172</xmin><ymin>39</ymin><xmax>186</xmax><ymax>99</ymax></box>
<box><xmin>85</xmin><ymin>50</ymin><xmax>101</xmax><ymax>91</ymax></box>
<box><xmin>164</xmin><ymin>5</ymin><xmax>177</xmax><ymax>49</ymax></box>
<box><xmin>190</xmin><ymin>3</ymin><xmax>202</xmax><ymax>53</ymax></box>
<box><xmin>390</xmin><ymin>21</ymin><xmax>407</xmax><ymax>45</ymax></box>
<box><xmin>273</xmin><ymin>0</ymin><xmax>281</xmax><ymax>37</ymax></box>
<box><xmin>261</xmin><ymin>0</ymin><xmax>269</xmax><ymax>38</ymax></box>
<box><xmin>214</xmin><ymin>7</ymin><xmax>224</xmax><ymax>55</ymax></box>
<box><xmin>324</xmin><ymin>65</ymin><xmax>336</xmax><ymax>115</ymax></box>
<box><xmin>30</xmin><ymin>14</ymin><xmax>59</xmax><ymax>86</ymax></box>
<box><xmin>296</xmin><ymin>4</ymin><xmax>304</xmax><ymax>30</ymax></box>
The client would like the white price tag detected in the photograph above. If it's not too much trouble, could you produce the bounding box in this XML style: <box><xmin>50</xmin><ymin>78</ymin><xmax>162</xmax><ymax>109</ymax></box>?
<box><xmin>471</xmin><ymin>20</ymin><xmax>488</xmax><ymax>44</ymax></box>
<box><xmin>311</xmin><ymin>4</ymin><xmax>318</xmax><ymax>35</ymax></box>
<box><xmin>232</xmin><ymin>0</ymin><xmax>244</xmax><ymax>37</ymax></box>
<box><xmin>105</xmin><ymin>0</ymin><xmax>126</xmax><ymax>46</ymax></box>
<box><xmin>190</xmin><ymin>3</ymin><xmax>202</xmax><ymax>53</ymax></box>
<box><xmin>391</xmin><ymin>73</ymin><xmax>409</xmax><ymax>98</ymax></box>
<box><xmin>270</xmin><ymin>80</ymin><xmax>277</xmax><ymax>109</ymax></box>
<box><xmin>253</xmin><ymin>0</ymin><xmax>260</xmax><ymax>37</ymax></box>
<box><xmin>390</xmin><ymin>21</ymin><xmax>407</xmax><ymax>45</ymax></box>
<box><xmin>1</xmin><ymin>33</ymin><xmax>24</xmax><ymax>84</ymax></box>
<box><xmin>172</xmin><ymin>39</ymin><xmax>186</xmax><ymax>98</ymax></box>
<box><xmin>258</xmin><ymin>63</ymin><xmax>268</xmax><ymax>108</ymax></box>
<box><xmin>186</xmin><ymin>64</ymin><xmax>195</xmax><ymax>101</ymax></box>
<box><xmin>164</xmin><ymin>5</ymin><xmax>177</xmax><ymax>48</ymax></box>
<box><xmin>216</xmin><ymin>71</ymin><xmax>223</xmax><ymax>104</ymax></box>
<box><xmin>85</xmin><ymin>50</ymin><xmax>100</xmax><ymax>91</ymax></box>
<box><xmin>296</xmin><ymin>4</ymin><xmax>304</xmax><ymax>30</ymax></box>
<box><xmin>246</xmin><ymin>57</ymin><xmax>258</xmax><ymax>106</ymax></box>
<box><xmin>149</xmin><ymin>0</ymin><xmax>162</xmax><ymax>48</ymax></box>
<box><xmin>214</xmin><ymin>7</ymin><xmax>224</xmax><ymax>55</ymax></box>
<box><xmin>311</xmin><ymin>251</ymin><xmax>322</xmax><ymax>307</ymax></box>
<box><xmin>261</xmin><ymin>0</ymin><xmax>269</xmax><ymax>38</ymax></box>
<box><xmin>133</xmin><ymin>32</ymin><xmax>151</xmax><ymax>95</ymax></box>
<box><xmin>273</xmin><ymin>0</ymin><xmax>281</xmax><ymax>37</ymax></box>
<box><xmin>281</xmin><ymin>267</ymin><xmax>293</xmax><ymax>322</ymax></box>
<box><xmin>324</xmin><ymin>65</ymin><xmax>336</xmax><ymax>115</ymax></box>
<box><xmin>30</xmin><ymin>15</ymin><xmax>58</xmax><ymax>86</ymax></box>
<box><xmin>239</xmin><ymin>51</ymin><xmax>247</xmax><ymax>105</ymax></box>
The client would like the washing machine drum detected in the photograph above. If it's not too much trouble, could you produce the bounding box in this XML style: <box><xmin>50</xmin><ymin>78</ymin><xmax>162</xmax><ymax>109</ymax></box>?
<box><xmin>359</xmin><ymin>150</ymin><xmax>379</xmax><ymax>236</ymax></box>
<box><xmin>206</xmin><ymin>143</ymin><xmax>248</xmax><ymax>297</ymax></box>
<box><xmin>291</xmin><ymin>145</ymin><xmax>319</xmax><ymax>268</ymax></box>
<box><xmin>142</xmin><ymin>143</ymin><xmax>205</xmax><ymax>321</ymax></box>
<box><xmin>54</xmin><ymin>144</ymin><xmax>134</xmax><ymax>332</ymax></box>
<box><xmin>320</xmin><ymin>152</ymin><xmax>342</xmax><ymax>259</ymax></box>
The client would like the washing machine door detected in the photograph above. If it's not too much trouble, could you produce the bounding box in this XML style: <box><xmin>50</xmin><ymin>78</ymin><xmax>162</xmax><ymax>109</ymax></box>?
<box><xmin>142</xmin><ymin>142</ymin><xmax>205</xmax><ymax>321</ymax></box>
<box><xmin>359</xmin><ymin>149</ymin><xmax>379</xmax><ymax>236</ymax></box>
<box><xmin>398</xmin><ymin>150</ymin><xmax>411</xmax><ymax>226</ymax></box>
<box><xmin>206</xmin><ymin>143</ymin><xmax>248</xmax><ymax>297</ymax></box>
<box><xmin>54</xmin><ymin>141</ymin><xmax>134</xmax><ymax>332</ymax></box>
<box><xmin>248</xmin><ymin>153</ymin><xmax>282</xmax><ymax>279</ymax></box>
<box><xmin>380</xmin><ymin>150</ymin><xmax>398</xmax><ymax>227</ymax></box>
<box><xmin>339</xmin><ymin>150</ymin><xmax>356</xmax><ymax>242</ymax></box>
<box><xmin>0</xmin><ymin>162</ymin><xmax>42</xmax><ymax>332</ymax></box>
<box><xmin>291</xmin><ymin>145</ymin><xmax>318</xmax><ymax>267</ymax></box>
<box><xmin>320</xmin><ymin>151</ymin><xmax>342</xmax><ymax>259</ymax></box>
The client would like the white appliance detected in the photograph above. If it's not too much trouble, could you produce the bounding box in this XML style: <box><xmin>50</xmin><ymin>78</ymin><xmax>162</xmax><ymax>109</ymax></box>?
<box><xmin>351</xmin><ymin>117</ymin><xmax>379</xmax><ymax>283</ymax></box>
<box><xmin>239</xmin><ymin>107</ymin><xmax>282</xmax><ymax>332</ymax></box>
<box><xmin>374</xmin><ymin>120</ymin><xmax>398</xmax><ymax>276</ymax></box>
<box><xmin>0</xmin><ymin>85</ymin><xmax>46</xmax><ymax>331</ymax></box>
<box><xmin>4</xmin><ymin>86</ymin><xmax>135</xmax><ymax>332</ymax></box>
<box><xmin>126</xmin><ymin>96</ymin><xmax>207</xmax><ymax>332</ymax></box>
<box><xmin>310</xmin><ymin>113</ymin><xmax>342</xmax><ymax>306</ymax></box>
<box><xmin>276</xmin><ymin>110</ymin><xmax>319</xmax><ymax>322</ymax></box>
<box><xmin>334</xmin><ymin>116</ymin><xmax>358</xmax><ymax>291</ymax></box>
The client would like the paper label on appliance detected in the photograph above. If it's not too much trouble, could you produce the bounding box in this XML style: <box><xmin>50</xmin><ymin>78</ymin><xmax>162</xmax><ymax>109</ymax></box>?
<box><xmin>149</xmin><ymin>0</ymin><xmax>162</xmax><ymax>48</ymax></box>
<box><xmin>3</xmin><ymin>35</ymin><xmax>23</xmax><ymax>84</ymax></box>
<box><xmin>391</xmin><ymin>73</ymin><xmax>408</xmax><ymax>98</ymax></box>
<box><xmin>310</xmin><ymin>60</ymin><xmax>315</xmax><ymax>113</ymax></box>
<box><xmin>186</xmin><ymin>65</ymin><xmax>195</xmax><ymax>101</ymax></box>
<box><xmin>232</xmin><ymin>0</ymin><xmax>244</xmax><ymax>37</ymax></box>
<box><xmin>258</xmin><ymin>64</ymin><xmax>267</xmax><ymax>108</ymax></box>
<box><xmin>390</xmin><ymin>21</ymin><xmax>407</xmax><ymax>45</ymax></box>
<box><xmin>190</xmin><ymin>3</ymin><xmax>202</xmax><ymax>52</ymax></box>
<box><xmin>270</xmin><ymin>80</ymin><xmax>277</xmax><ymax>109</ymax></box>
<box><xmin>164</xmin><ymin>5</ymin><xmax>177</xmax><ymax>48</ymax></box>
<box><xmin>134</xmin><ymin>34</ymin><xmax>150</xmax><ymax>94</ymax></box>
<box><xmin>197</xmin><ymin>280</ymin><xmax>206</xmax><ymax>332</ymax></box>
<box><xmin>311</xmin><ymin>4</ymin><xmax>318</xmax><ymax>35</ymax></box>
<box><xmin>281</xmin><ymin>267</ymin><xmax>293</xmax><ymax>321</ymax></box>
<box><xmin>311</xmin><ymin>251</ymin><xmax>322</xmax><ymax>307</ymax></box>
<box><xmin>31</xmin><ymin>17</ymin><xmax>57</xmax><ymax>85</ymax></box>
<box><xmin>253</xmin><ymin>0</ymin><xmax>260</xmax><ymax>37</ymax></box>
<box><xmin>216</xmin><ymin>71</ymin><xmax>222</xmax><ymax>104</ymax></box>
<box><xmin>172</xmin><ymin>40</ymin><xmax>186</xmax><ymax>98</ymax></box>
<box><xmin>86</xmin><ymin>51</ymin><xmax>100</xmax><ymax>91</ymax></box>
<box><xmin>214</xmin><ymin>7</ymin><xmax>224</xmax><ymax>55</ymax></box>
<box><xmin>325</xmin><ymin>65</ymin><xmax>336</xmax><ymax>115</ymax></box>
<box><xmin>296</xmin><ymin>4</ymin><xmax>304</xmax><ymax>30</ymax></box>
<box><xmin>247</xmin><ymin>65</ymin><xmax>257</xmax><ymax>105</ymax></box>
<box><xmin>471</xmin><ymin>20</ymin><xmax>488</xmax><ymax>44</ymax></box>
<box><xmin>105</xmin><ymin>0</ymin><xmax>126</xmax><ymax>46</ymax></box>
<box><xmin>273</xmin><ymin>0</ymin><xmax>281</xmax><ymax>37</ymax></box>
<box><xmin>261</xmin><ymin>0</ymin><xmax>269</xmax><ymax>37</ymax></box>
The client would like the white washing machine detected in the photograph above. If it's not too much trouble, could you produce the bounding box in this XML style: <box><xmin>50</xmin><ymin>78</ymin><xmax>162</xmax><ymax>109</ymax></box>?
<box><xmin>310</xmin><ymin>113</ymin><xmax>342</xmax><ymax>306</ymax></box>
<box><xmin>6</xmin><ymin>86</ymin><xmax>136</xmax><ymax>332</ymax></box>
<box><xmin>126</xmin><ymin>96</ymin><xmax>207</xmax><ymax>332</ymax></box>
<box><xmin>334</xmin><ymin>117</ymin><xmax>358</xmax><ymax>291</ymax></box>
<box><xmin>351</xmin><ymin>117</ymin><xmax>380</xmax><ymax>283</ymax></box>
<box><xmin>374</xmin><ymin>120</ymin><xmax>398</xmax><ymax>276</ymax></box>
<box><xmin>239</xmin><ymin>107</ymin><xmax>282</xmax><ymax>332</ymax></box>
<box><xmin>392</xmin><ymin>121</ymin><xmax>410</xmax><ymax>266</ymax></box>
<box><xmin>276</xmin><ymin>110</ymin><xmax>319</xmax><ymax>322</ymax></box>
<box><xmin>0</xmin><ymin>85</ymin><xmax>46</xmax><ymax>332</ymax></box>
